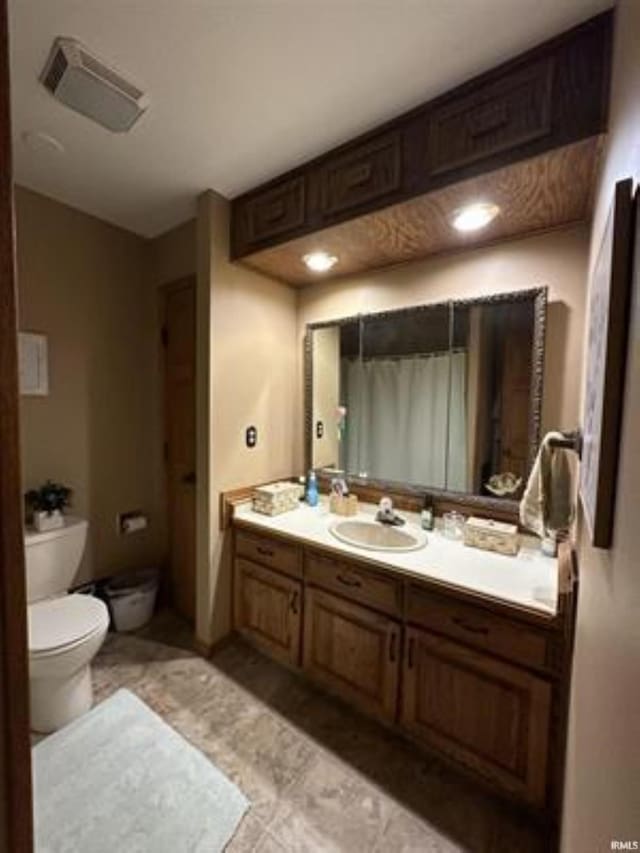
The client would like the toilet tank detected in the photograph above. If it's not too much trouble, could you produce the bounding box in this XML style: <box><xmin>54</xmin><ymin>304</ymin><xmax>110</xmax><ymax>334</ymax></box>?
<box><xmin>24</xmin><ymin>516</ymin><xmax>88</xmax><ymax>603</ymax></box>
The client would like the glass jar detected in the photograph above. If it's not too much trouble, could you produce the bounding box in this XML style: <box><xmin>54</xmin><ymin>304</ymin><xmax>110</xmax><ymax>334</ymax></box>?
<box><xmin>443</xmin><ymin>511</ymin><xmax>465</xmax><ymax>540</ymax></box>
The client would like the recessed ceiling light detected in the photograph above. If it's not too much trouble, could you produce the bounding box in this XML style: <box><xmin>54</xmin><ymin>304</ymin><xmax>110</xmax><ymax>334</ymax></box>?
<box><xmin>303</xmin><ymin>251</ymin><xmax>338</xmax><ymax>273</ymax></box>
<box><xmin>452</xmin><ymin>202</ymin><xmax>500</xmax><ymax>233</ymax></box>
<box><xmin>21</xmin><ymin>130</ymin><xmax>65</xmax><ymax>155</ymax></box>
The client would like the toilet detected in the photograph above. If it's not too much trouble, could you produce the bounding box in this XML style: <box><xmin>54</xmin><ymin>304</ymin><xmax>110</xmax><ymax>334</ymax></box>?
<box><xmin>25</xmin><ymin>517</ymin><xmax>110</xmax><ymax>733</ymax></box>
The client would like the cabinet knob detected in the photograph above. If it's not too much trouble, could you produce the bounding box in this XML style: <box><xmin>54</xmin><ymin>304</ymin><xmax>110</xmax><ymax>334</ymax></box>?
<box><xmin>256</xmin><ymin>546</ymin><xmax>274</xmax><ymax>558</ymax></box>
<box><xmin>336</xmin><ymin>572</ymin><xmax>361</xmax><ymax>588</ymax></box>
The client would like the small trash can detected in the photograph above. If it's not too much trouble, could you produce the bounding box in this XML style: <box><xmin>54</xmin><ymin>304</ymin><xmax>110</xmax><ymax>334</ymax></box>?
<box><xmin>104</xmin><ymin>568</ymin><xmax>159</xmax><ymax>632</ymax></box>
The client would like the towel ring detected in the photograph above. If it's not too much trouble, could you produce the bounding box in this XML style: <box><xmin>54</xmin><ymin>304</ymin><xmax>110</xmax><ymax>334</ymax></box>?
<box><xmin>547</xmin><ymin>429</ymin><xmax>583</xmax><ymax>459</ymax></box>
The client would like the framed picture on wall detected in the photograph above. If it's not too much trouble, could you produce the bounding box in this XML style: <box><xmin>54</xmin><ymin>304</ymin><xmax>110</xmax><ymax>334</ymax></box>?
<box><xmin>580</xmin><ymin>177</ymin><xmax>636</xmax><ymax>549</ymax></box>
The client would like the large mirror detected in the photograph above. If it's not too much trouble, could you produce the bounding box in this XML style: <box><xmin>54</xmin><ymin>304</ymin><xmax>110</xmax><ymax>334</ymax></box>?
<box><xmin>305</xmin><ymin>288</ymin><xmax>545</xmax><ymax>501</ymax></box>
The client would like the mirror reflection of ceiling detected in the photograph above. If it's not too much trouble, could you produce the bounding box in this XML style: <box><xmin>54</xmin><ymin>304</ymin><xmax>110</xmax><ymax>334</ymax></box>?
<box><xmin>10</xmin><ymin>0</ymin><xmax>610</xmax><ymax>236</ymax></box>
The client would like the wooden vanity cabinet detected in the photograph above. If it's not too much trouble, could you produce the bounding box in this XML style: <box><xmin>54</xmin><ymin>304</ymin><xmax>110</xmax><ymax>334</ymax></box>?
<box><xmin>231</xmin><ymin>522</ymin><xmax>571</xmax><ymax>813</ymax></box>
<box><xmin>303</xmin><ymin>587</ymin><xmax>401</xmax><ymax>722</ymax></box>
<box><xmin>401</xmin><ymin>626</ymin><xmax>551</xmax><ymax>807</ymax></box>
<box><xmin>234</xmin><ymin>557</ymin><xmax>302</xmax><ymax>667</ymax></box>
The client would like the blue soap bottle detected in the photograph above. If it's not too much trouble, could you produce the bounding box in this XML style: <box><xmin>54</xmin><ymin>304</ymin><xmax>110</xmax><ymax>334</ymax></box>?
<box><xmin>306</xmin><ymin>470</ymin><xmax>319</xmax><ymax>507</ymax></box>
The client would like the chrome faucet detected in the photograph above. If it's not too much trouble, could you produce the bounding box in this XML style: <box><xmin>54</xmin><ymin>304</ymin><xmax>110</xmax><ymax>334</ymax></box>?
<box><xmin>375</xmin><ymin>496</ymin><xmax>406</xmax><ymax>526</ymax></box>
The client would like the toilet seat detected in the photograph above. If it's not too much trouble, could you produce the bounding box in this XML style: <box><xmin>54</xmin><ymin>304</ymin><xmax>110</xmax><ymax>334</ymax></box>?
<box><xmin>28</xmin><ymin>594</ymin><xmax>109</xmax><ymax>658</ymax></box>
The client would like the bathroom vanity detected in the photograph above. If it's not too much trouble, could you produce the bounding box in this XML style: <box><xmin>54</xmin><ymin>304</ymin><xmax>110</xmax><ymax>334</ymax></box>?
<box><xmin>230</xmin><ymin>499</ymin><xmax>575</xmax><ymax>815</ymax></box>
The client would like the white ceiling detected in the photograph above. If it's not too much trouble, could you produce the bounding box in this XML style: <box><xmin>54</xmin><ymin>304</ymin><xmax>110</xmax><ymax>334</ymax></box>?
<box><xmin>10</xmin><ymin>0</ymin><xmax>612</xmax><ymax>238</ymax></box>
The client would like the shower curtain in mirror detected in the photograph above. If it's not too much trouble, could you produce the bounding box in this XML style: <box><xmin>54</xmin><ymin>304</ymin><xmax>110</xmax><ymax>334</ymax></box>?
<box><xmin>340</xmin><ymin>351</ymin><xmax>467</xmax><ymax>491</ymax></box>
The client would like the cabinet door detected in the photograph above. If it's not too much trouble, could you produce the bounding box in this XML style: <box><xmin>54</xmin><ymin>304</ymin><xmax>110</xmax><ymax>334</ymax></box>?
<box><xmin>426</xmin><ymin>57</ymin><xmax>554</xmax><ymax>178</ymax></box>
<box><xmin>234</xmin><ymin>558</ymin><xmax>302</xmax><ymax>667</ymax></box>
<box><xmin>401</xmin><ymin>627</ymin><xmax>551</xmax><ymax>806</ymax></box>
<box><xmin>231</xmin><ymin>176</ymin><xmax>306</xmax><ymax>256</ymax></box>
<box><xmin>303</xmin><ymin>587</ymin><xmax>401</xmax><ymax>721</ymax></box>
<box><xmin>315</xmin><ymin>131</ymin><xmax>402</xmax><ymax>221</ymax></box>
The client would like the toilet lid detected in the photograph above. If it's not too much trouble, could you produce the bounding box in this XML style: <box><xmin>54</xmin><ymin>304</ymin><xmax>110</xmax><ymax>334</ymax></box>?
<box><xmin>29</xmin><ymin>594</ymin><xmax>108</xmax><ymax>654</ymax></box>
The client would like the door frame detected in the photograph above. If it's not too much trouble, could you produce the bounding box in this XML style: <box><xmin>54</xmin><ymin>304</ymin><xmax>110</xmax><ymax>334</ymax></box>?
<box><xmin>0</xmin><ymin>0</ymin><xmax>34</xmax><ymax>849</ymax></box>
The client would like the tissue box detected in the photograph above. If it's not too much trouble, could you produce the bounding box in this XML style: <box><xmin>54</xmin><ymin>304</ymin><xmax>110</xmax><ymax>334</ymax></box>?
<box><xmin>252</xmin><ymin>481</ymin><xmax>301</xmax><ymax>516</ymax></box>
<box><xmin>463</xmin><ymin>516</ymin><xmax>519</xmax><ymax>556</ymax></box>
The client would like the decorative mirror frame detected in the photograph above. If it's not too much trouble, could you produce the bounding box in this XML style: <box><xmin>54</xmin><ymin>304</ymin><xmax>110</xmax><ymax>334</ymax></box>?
<box><xmin>303</xmin><ymin>286</ymin><xmax>547</xmax><ymax>517</ymax></box>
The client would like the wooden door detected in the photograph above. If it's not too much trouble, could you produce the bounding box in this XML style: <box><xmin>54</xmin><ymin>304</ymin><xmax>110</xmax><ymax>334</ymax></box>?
<box><xmin>162</xmin><ymin>278</ymin><xmax>196</xmax><ymax>622</ymax></box>
<box><xmin>234</xmin><ymin>558</ymin><xmax>302</xmax><ymax>666</ymax></box>
<box><xmin>303</xmin><ymin>587</ymin><xmax>401</xmax><ymax>721</ymax></box>
<box><xmin>401</xmin><ymin>626</ymin><xmax>551</xmax><ymax>806</ymax></box>
<box><xmin>0</xmin><ymin>0</ymin><xmax>33</xmax><ymax>846</ymax></box>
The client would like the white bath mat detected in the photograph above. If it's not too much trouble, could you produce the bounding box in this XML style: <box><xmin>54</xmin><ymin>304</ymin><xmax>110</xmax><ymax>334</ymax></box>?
<box><xmin>32</xmin><ymin>688</ymin><xmax>249</xmax><ymax>853</ymax></box>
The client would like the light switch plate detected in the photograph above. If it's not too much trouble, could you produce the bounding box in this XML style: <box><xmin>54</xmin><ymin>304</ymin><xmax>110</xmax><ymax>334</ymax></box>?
<box><xmin>19</xmin><ymin>332</ymin><xmax>49</xmax><ymax>396</ymax></box>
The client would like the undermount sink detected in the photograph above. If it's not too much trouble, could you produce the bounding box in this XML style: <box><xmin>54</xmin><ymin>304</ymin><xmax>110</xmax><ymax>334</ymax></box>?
<box><xmin>329</xmin><ymin>518</ymin><xmax>427</xmax><ymax>552</ymax></box>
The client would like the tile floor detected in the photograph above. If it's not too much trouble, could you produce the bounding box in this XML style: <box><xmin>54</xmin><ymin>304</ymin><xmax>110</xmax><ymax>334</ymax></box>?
<box><xmin>90</xmin><ymin>612</ymin><xmax>550</xmax><ymax>852</ymax></box>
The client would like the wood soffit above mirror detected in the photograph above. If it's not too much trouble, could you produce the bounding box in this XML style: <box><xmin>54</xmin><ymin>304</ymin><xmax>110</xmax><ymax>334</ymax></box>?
<box><xmin>231</xmin><ymin>12</ymin><xmax>611</xmax><ymax>286</ymax></box>
<box><xmin>241</xmin><ymin>139</ymin><xmax>603</xmax><ymax>286</ymax></box>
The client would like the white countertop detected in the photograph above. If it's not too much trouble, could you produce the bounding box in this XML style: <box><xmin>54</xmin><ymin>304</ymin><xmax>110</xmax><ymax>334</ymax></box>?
<box><xmin>234</xmin><ymin>498</ymin><xmax>559</xmax><ymax>618</ymax></box>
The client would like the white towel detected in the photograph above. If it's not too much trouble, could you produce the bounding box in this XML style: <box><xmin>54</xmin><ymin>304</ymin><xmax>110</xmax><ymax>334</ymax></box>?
<box><xmin>519</xmin><ymin>431</ymin><xmax>575</xmax><ymax>538</ymax></box>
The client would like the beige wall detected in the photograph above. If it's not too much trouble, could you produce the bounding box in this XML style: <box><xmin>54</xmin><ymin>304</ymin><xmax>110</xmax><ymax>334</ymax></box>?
<box><xmin>16</xmin><ymin>186</ymin><xmax>165</xmax><ymax>585</ymax></box>
<box><xmin>561</xmin><ymin>2</ymin><xmax>640</xmax><ymax>849</ymax></box>
<box><xmin>148</xmin><ymin>218</ymin><xmax>196</xmax><ymax>288</ymax></box>
<box><xmin>296</xmin><ymin>224</ymin><xmax>590</xmax><ymax>468</ymax></box>
<box><xmin>196</xmin><ymin>190</ymin><xmax>298</xmax><ymax>646</ymax></box>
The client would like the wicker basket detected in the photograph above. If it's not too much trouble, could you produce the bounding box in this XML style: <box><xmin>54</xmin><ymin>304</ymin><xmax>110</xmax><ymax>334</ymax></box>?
<box><xmin>329</xmin><ymin>493</ymin><xmax>358</xmax><ymax>516</ymax></box>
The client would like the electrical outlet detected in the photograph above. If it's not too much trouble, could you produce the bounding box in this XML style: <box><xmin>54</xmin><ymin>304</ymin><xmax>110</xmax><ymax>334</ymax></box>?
<box><xmin>316</xmin><ymin>420</ymin><xmax>324</xmax><ymax>439</ymax></box>
<box><xmin>246</xmin><ymin>425</ymin><xmax>257</xmax><ymax>448</ymax></box>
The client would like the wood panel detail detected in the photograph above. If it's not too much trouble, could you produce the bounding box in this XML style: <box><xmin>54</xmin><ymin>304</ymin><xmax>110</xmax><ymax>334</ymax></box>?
<box><xmin>427</xmin><ymin>58</ymin><xmax>554</xmax><ymax>176</ymax></box>
<box><xmin>234</xmin><ymin>175</ymin><xmax>306</xmax><ymax>254</ymax></box>
<box><xmin>316</xmin><ymin>131</ymin><xmax>402</xmax><ymax>219</ymax></box>
<box><xmin>401</xmin><ymin>627</ymin><xmax>551</xmax><ymax>806</ymax></box>
<box><xmin>234</xmin><ymin>558</ymin><xmax>302</xmax><ymax>666</ymax></box>
<box><xmin>303</xmin><ymin>587</ymin><xmax>401</xmax><ymax>721</ymax></box>
<box><xmin>242</xmin><ymin>138</ymin><xmax>601</xmax><ymax>286</ymax></box>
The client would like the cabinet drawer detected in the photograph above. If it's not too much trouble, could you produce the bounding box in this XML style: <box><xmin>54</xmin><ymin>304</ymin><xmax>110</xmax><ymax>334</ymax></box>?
<box><xmin>239</xmin><ymin>176</ymin><xmax>306</xmax><ymax>249</ymax></box>
<box><xmin>235</xmin><ymin>529</ymin><xmax>302</xmax><ymax>579</ymax></box>
<box><xmin>407</xmin><ymin>585</ymin><xmax>550</xmax><ymax>671</ymax></box>
<box><xmin>427</xmin><ymin>57</ymin><xmax>554</xmax><ymax>177</ymax></box>
<box><xmin>317</xmin><ymin>131</ymin><xmax>402</xmax><ymax>220</ymax></box>
<box><xmin>305</xmin><ymin>550</ymin><xmax>402</xmax><ymax>617</ymax></box>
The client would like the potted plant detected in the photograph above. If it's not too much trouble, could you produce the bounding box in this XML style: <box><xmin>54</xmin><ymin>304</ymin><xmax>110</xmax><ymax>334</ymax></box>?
<box><xmin>25</xmin><ymin>480</ymin><xmax>72</xmax><ymax>532</ymax></box>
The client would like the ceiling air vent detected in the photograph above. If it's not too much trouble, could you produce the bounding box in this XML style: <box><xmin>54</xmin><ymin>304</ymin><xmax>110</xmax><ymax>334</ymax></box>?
<box><xmin>40</xmin><ymin>37</ymin><xmax>149</xmax><ymax>132</ymax></box>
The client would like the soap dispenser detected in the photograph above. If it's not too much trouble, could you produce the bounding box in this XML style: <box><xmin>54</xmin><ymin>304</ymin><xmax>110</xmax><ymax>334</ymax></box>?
<box><xmin>421</xmin><ymin>494</ymin><xmax>434</xmax><ymax>531</ymax></box>
<box><xmin>306</xmin><ymin>470</ymin><xmax>319</xmax><ymax>507</ymax></box>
